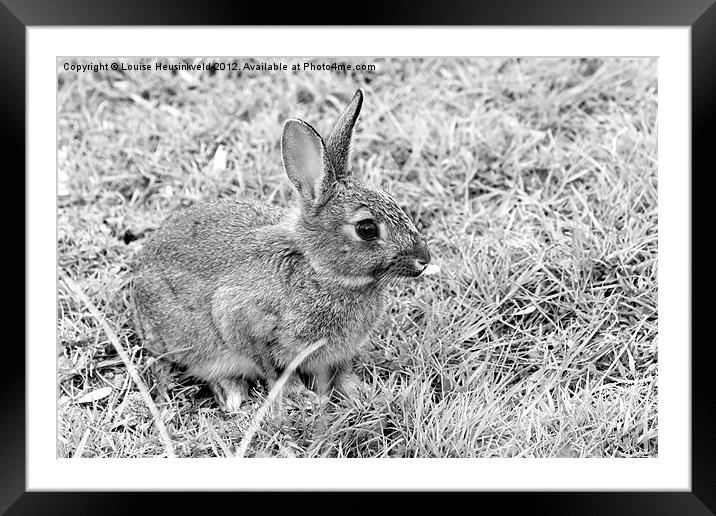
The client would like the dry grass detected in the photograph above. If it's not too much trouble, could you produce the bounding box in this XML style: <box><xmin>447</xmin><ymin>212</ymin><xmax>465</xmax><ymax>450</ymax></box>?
<box><xmin>57</xmin><ymin>57</ymin><xmax>658</xmax><ymax>458</ymax></box>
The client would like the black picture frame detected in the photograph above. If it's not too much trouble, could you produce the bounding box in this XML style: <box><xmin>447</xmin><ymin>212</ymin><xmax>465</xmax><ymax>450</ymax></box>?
<box><xmin>6</xmin><ymin>0</ymin><xmax>713</xmax><ymax>513</ymax></box>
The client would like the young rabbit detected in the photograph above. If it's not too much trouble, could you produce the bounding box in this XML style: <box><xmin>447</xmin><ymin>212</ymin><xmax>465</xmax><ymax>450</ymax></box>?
<box><xmin>132</xmin><ymin>89</ymin><xmax>431</xmax><ymax>411</ymax></box>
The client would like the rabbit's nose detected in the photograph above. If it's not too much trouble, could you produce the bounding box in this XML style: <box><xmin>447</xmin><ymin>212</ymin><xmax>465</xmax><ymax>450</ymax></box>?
<box><xmin>414</xmin><ymin>239</ymin><xmax>431</xmax><ymax>267</ymax></box>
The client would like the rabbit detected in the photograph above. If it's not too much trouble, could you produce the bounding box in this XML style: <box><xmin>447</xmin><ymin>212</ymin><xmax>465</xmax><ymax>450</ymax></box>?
<box><xmin>131</xmin><ymin>89</ymin><xmax>431</xmax><ymax>411</ymax></box>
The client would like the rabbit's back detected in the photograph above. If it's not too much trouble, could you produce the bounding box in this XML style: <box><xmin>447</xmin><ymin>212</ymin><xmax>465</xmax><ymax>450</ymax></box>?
<box><xmin>138</xmin><ymin>196</ymin><xmax>284</xmax><ymax>275</ymax></box>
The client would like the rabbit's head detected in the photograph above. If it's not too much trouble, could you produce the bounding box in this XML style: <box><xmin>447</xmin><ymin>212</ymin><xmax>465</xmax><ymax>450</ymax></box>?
<box><xmin>281</xmin><ymin>89</ymin><xmax>431</xmax><ymax>287</ymax></box>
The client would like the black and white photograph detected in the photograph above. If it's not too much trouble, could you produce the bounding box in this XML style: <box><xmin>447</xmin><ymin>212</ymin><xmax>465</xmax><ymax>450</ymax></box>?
<box><xmin>56</xmin><ymin>56</ymin><xmax>659</xmax><ymax>459</ymax></box>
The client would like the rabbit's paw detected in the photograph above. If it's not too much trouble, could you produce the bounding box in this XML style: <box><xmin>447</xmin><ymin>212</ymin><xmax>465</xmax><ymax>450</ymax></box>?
<box><xmin>210</xmin><ymin>378</ymin><xmax>250</xmax><ymax>412</ymax></box>
<box><xmin>281</xmin><ymin>374</ymin><xmax>308</xmax><ymax>397</ymax></box>
<box><xmin>333</xmin><ymin>371</ymin><xmax>369</xmax><ymax>403</ymax></box>
<box><xmin>148</xmin><ymin>357</ymin><xmax>175</xmax><ymax>404</ymax></box>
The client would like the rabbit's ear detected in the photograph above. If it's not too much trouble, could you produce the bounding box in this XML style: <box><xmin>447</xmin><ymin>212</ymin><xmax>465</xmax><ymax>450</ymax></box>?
<box><xmin>326</xmin><ymin>89</ymin><xmax>363</xmax><ymax>179</ymax></box>
<box><xmin>282</xmin><ymin>118</ymin><xmax>335</xmax><ymax>205</ymax></box>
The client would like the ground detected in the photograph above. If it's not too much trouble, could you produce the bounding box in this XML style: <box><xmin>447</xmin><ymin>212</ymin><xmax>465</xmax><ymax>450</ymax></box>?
<box><xmin>57</xmin><ymin>57</ymin><xmax>657</xmax><ymax>458</ymax></box>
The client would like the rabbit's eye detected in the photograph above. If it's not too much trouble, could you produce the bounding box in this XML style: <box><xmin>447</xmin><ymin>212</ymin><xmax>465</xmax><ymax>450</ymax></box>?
<box><xmin>355</xmin><ymin>219</ymin><xmax>379</xmax><ymax>241</ymax></box>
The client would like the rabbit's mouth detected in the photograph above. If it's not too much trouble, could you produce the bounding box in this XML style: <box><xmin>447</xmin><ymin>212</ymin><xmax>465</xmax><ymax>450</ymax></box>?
<box><xmin>413</xmin><ymin>261</ymin><xmax>429</xmax><ymax>276</ymax></box>
<box><xmin>407</xmin><ymin>260</ymin><xmax>429</xmax><ymax>277</ymax></box>
<box><xmin>379</xmin><ymin>256</ymin><xmax>428</xmax><ymax>278</ymax></box>
<box><xmin>404</xmin><ymin>240</ymin><xmax>432</xmax><ymax>277</ymax></box>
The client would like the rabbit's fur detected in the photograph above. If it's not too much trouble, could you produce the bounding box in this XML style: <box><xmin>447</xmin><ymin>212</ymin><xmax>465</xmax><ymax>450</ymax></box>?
<box><xmin>132</xmin><ymin>90</ymin><xmax>431</xmax><ymax>411</ymax></box>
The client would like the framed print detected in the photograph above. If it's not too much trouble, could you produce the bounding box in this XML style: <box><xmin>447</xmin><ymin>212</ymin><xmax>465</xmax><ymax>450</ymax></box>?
<box><xmin>6</xmin><ymin>0</ymin><xmax>714</xmax><ymax>513</ymax></box>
